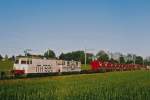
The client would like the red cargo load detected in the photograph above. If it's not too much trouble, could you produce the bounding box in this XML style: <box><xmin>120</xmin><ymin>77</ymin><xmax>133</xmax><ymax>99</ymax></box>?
<box><xmin>90</xmin><ymin>60</ymin><xmax>101</xmax><ymax>70</ymax></box>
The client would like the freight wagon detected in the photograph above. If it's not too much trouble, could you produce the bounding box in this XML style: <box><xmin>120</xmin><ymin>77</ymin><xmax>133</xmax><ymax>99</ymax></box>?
<box><xmin>13</xmin><ymin>57</ymin><xmax>81</xmax><ymax>75</ymax></box>
<box><xmin>90</xmin><ymin>60</ymin><xmax>142</xmax><ymax>72</ymax></box>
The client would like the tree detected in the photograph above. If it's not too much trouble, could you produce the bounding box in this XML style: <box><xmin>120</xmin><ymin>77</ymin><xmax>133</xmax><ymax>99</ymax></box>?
<box><xmin>59</xmin><ymin>51</ymin><xmax>93</xmax><ymax>64</ymax></box>
<box><xmin>109</xmin><ymin>58</ymin><xmax>119</xmax><ymax>63</ymax></box>
<box><xmin>135</xmin><ymin>56</ymin><xmax>143</xmax><ymax>65</ymax></box>
<box><xmin>26</xmin><ymin>53</ymin><xmax>31</xmax><ymax>56</ymax></box>
<box><xmin>59</xmin><ymin>53</ymin><xmax>65</xmax><ymax>60</ymax></box>
<box><xmin>4</xmin><ymin>55</ymin><xmax>8</xmax><ymax>60</ymax></box>
<box><xmin>126</xmin><ymin>60</ymin><xmax>133</xmax><ymax>64</ymax></box>
<box><xmin>72</xmin><ymin>51</ymin><xmax>85</xmax><ymax>63</ymax></box>
<box><xmin>96</xmin><ymin>50</ymin><xmax>109</xmax><ymax>61</ymax></box>
<box><xmin>59</xmin><ymin>51</ymin><xmax>84</xmax><ymax>61</ymax></box>
<box><xmin>144</xmin><ymin>59</ymin><xmax>150</xmax><ymax>66</ymax></box>
<box><xmin>44</xmin><ymin>49</ymin><xmax>56</xmax><ymax>59</ymax></box>
<box><xmin>127</xmin><ymin>54</ymin><xmax>133</xmax><ymax>61</ymax></box>
<box><xmin>0</xmin><ymin>55</ymin><xmax>3</xmax><ymax>61</ymax></box>
<box><xmin>126</xmin><ymin>54</ymin><xmax>136</xmax><ymax>64</ymax></box>
<box><xmin>86</xmin><ymin>53</ymin><xmax>94</xmax><ymax>64</ymax></box>
<box><xmin>119</xmin><ymin>56</ymin><xmax>125</xmax><ymax>64</ymax></box>
<box><xmin>9</xmin><ymin>55</ymin><xmax>15</xmax><ymax>61</ymax></box>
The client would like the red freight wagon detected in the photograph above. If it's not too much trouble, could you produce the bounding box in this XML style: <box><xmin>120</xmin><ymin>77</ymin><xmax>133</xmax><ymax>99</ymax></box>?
<box><xmin>90</xmin><ymin>60</ymin><xmax>142</xmax><ymax>72</ymax></box>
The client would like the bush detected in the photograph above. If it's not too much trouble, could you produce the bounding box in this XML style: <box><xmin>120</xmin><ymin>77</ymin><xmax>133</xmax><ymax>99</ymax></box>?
<box><xmin>0</xmin><ymin>71</ymin><xmax>6</xmax><ymax>80</ymax></box>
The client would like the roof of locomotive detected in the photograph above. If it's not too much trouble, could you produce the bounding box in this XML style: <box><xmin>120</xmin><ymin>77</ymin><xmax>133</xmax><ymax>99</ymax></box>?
<box><xmin>15</xmin><ymin>56</ymin><xmax>57</xmax><ymax>60</ymax></box>
<box><xmin>15</xmin><ymin>56</ymin><xmax>80</xmax><ymax>62</ymax></box>
<box><xmin>15</xmin><ymin>55</ymin><xmax>81</xmax><ymax>63</ymax></box>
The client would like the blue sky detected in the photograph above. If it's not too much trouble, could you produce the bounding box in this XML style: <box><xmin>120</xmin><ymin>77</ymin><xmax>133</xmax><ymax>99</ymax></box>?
<box><xmin>0</xmin><ymin>0</ymin><xmax>150</xmax><ymax>57</ymax></box>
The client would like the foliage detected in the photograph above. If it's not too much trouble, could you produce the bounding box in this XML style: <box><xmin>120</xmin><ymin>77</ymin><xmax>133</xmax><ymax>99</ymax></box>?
<box><xmin>127</xmin><ymin>54</ymin><xmax>133</xmax><ymax>61</ymax></box>
<box><xmin>0</xmin><ymin>60</ymin><xmax>14</xmax><ymax>71</ymax></box>
<box><xmin>59</xmin><ymin>53</ymin><xmax>65</xmax><ymax>60</ymax></box>
<box><xmin>0</xmin><ymin>55</ymin><xmax>3</xmax><ymax>61</ymax></box>
<box><xmin>126</xmin><ymin>54</ymin><xmax>135</xmax><ymax>64</ymax></box>
<box><xmin>4</xmin><ymin>55</ymin><xmax>8</xmax><ymax>60</ymax></box>
<box><xmin>8</xmin><ymin>55</ymin><xmax>15</xmax><ymax>61</ymax></box>
<box><xmin>126</xmin><ymin>60</ymin><xmax>133</xmax><ymax>64</ymax></box>
<box><xmin>96</xmin><ymin>50</ymin><xmax>109</xmax><ymax>61</ymax></box>
<box><xmin>86</xmin><ymin>53</ymin><xmax>94</xmax><ymax>64</ymax></box>
<box><xmin>59</xmin><ymin>51</ymin><xmax>93</xmax><ymax>64</ymax></box>
<box><xmin>0</xmin><ymin>71</ymin><xmax>150</xmax><ymax>100</ymax></box>
<box><xmin>44</xmin><ymin>49</ymin><xmax>56</xmax><ymax>59</ymax></box>
<box><xmin>119</xmin><ymin>56</ymin><xmax>125</xmax><ymax>64</ymax></box>
<box><xmin>144</xmin><ymin>59</ymin><xmax>150</xmax><ymax>66</ymax></box>
<box><xmin>81</xmin><ymin>64</ymin><xmax>91</xmax><ymax>70</ymax></box>
<box><xmin>109</xmin><ymin>58</ymin><xmax>119</xmax><ymax>64</ymax></box>
<box><xmin>135</xmin><ymin>56</ymin><xmax>143</xmax><ymax>65</ymax></box>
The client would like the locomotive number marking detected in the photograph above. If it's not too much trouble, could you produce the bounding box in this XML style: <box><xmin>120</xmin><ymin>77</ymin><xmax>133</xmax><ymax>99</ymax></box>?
<box><xmin>36</xmin><ymin>65</ymin><xmax>52</xmax><ymax>73</ymax></box>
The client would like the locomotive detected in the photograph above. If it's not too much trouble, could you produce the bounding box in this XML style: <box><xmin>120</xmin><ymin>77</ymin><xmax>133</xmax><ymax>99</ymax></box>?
<box><xmin>13</xmin><ymin>57</ymin><xmax>81</xmax><ymax>75</ymax></box>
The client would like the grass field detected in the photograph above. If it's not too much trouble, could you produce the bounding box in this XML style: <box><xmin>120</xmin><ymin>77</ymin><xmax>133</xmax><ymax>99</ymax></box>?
<box><xmin>0</xmin><ymin>70</ymin><xmax>150</xmax><ymax>100</ymax></box>
<box><xmin>0</xmin><ymin>60</ymin><xmax>13</xmax><ymax>71</ymax></box>
<box><xmin>81</xmin><ymin>64</ymin><xmax>91</xmax><ymax>70</ymax></box>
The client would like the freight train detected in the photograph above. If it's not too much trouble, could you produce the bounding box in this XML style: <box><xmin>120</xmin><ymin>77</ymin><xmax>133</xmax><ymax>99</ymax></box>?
<box><xmin>90</xmin><ymin>60</ymin><xmax>142</xmax><ymax>72</ymax></box>
<box><xmin>12</xmin><ymin>57</ymin><xmax>143</xmax><ymax>76</ymax></box>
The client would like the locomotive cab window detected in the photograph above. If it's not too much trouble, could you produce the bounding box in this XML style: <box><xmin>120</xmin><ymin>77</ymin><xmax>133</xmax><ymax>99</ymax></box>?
<box><xmin>30</xmin><ymin>60</ymin><xmax>32</xmax><ymax>64</ymax></box>
<box><xmin>67</xmin><ymin>61</ymin><xmax>70</xmax><ymax>66</ymax></box>
<box><xmin>76</xmin><ymin>62</ymin><xmax>78</xmax><ymax>66</ymax></box>
<box><xmin>21</xmin><ymin>60</ymin><xmax>26</xmax><ymax>64</ymax></box>
<box><xmin>27</xmin><ymin>60</ymin><xmax>30</xmax><ymax>64</ymax></box>
<box><xmin>62</xmin><ymin>61</ymin><xmax>65</xmax><ymax>65</ymax></box>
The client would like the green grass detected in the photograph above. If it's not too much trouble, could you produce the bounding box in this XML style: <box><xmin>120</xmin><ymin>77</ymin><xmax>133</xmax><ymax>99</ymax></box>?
<box><xmin>81</xmin><ymin>64</ymin><xmax>91</xmax><ymax>70</ymax></box>
<box><xmin>0</xmin><ymin>60</ymin><xmax>13</xmax><ymax>71</ymax></box>
<box><xmin>0</xmin><ymin>70</ymin><xmax>150</xmax><ymax>100</ymax></box>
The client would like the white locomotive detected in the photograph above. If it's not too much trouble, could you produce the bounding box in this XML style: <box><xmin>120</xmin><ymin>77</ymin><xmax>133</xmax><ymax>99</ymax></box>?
<box><xmin>13</xmin><ymin>57</ymin><xmax>81</xmax><ymax>75</ymax></box>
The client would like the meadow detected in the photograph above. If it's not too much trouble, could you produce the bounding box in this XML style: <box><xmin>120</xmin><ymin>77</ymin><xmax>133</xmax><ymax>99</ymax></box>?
<box><xmin>0</xmin><ymin>70</ymin><xmax>149</xmax><ymax>100</ymax></box>
<box><xmin>0</xmin><ymin>60</ymin><xmax>13</xmax><ymax>71</ymax></box>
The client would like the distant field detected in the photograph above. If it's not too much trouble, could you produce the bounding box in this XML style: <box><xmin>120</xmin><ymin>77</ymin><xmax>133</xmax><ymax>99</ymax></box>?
<box><xmin>0</xmin><ymin>60</ymin><xmax>13</xmax><ymax>71</ymax></box>
<box><xmin>81</xmin><ymin>64</ymin><xmax>91</xmax><ymax>70</ymax></box>
<box><xmin>0</xmin><ymin>70</ymin><xmax>149</xmax><ymax>100</ymax></box>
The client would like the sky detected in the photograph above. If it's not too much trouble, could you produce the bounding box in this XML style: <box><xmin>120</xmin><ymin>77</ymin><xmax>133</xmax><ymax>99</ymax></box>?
<box><xmin>0</xmin><ymin>0</ymin><xmax>150</xmax><ymax>57</ymax></box>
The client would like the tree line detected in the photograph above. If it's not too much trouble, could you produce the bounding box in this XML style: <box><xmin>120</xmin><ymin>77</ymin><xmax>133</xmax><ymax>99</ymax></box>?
<box><xmin>0</xmin><ymin>54</ymin><xmax>15</xmax><ymax>61</ymax></box>
<box><xmin>0</xmin><ymin>49</ymin><xmax>150</xmax><ymax>66</ymax></box>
